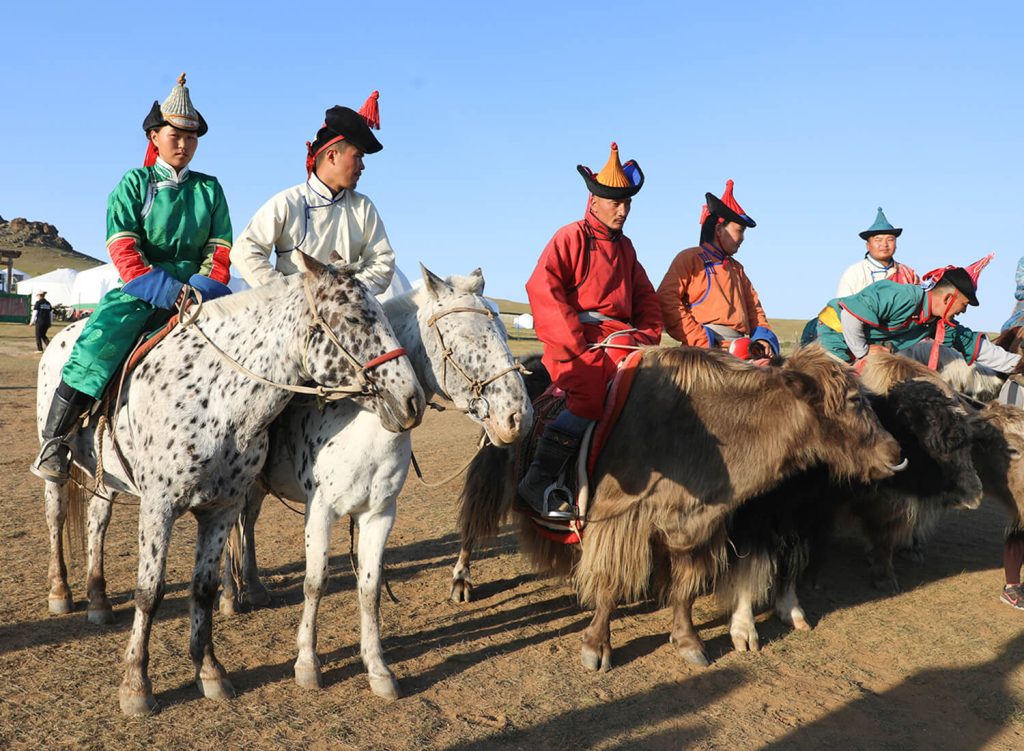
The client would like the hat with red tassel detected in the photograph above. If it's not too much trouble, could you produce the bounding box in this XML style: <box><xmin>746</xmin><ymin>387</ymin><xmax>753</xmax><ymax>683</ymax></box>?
<box><xmin>577</xmin><ymin>143</ymin><xmax>644</xmax><ymax>199</ymax></box>
<box><xmin>699</xmin><ymin>180</ymin><xmax>756</xmax><ymax>228</ymax></box>
<box><xmin>305</xmin><ymin>90</ymin><xmax>383</xmax><ymax>176</ymax></box>
<box><xmin>922</xmin><ymin>253</ymin><xmax>993</xmax><ymax>307</ymax></box>
<box><xmin>142</xmin><ymin>73</ymin><xmax>208</xmax><ymax>166</ymax></box>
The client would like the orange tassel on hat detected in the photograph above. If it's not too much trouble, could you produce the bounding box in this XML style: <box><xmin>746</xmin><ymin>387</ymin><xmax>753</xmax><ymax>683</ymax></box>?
<box><xmin>595</xmin><ymin>143</ymin><xmax>630</xmax><ymax>188</ymax></box>
<box><xmin>358</xmin><ymin>90</ymin><xmax>381</xmax><ymax>130</ymax></box>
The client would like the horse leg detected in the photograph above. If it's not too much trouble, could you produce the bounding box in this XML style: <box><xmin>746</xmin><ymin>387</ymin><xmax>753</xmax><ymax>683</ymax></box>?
<box><xmin>86</xmin><ymin>491</ymin><xmax>114</xmax><ymax>624</ymax></box>
<box><xmin>775</xmin><ymin>578</ymin><xmax>811</xmax><ymax>631</ymax></box>
<box><xmin>119</xmin><ymin>503</ymin><xmax>173</xmax><ymax>716</ymax></box>
<box><xmin>580</xmin><ymin>588</ymin><xmax>617</xmax><ymax>672</ymax></box>
<box><xmin>44</xmin><ymin>481</ymin><xmax>74</xmax><ymax>615</ymax></box>
<box><xmin>355</xmin><ymin>505</ymin><xmax>401</xmax><ymax>700</ymax></box>
<box><xmin>450</xmin><ymin>545</ymin><xmax>474</xmax><ymax>604</ymax></box>
<box><xmin>190</xmin><ymin>507</ymin><xmax>237</xmax><ymax>701</ymax></box>
<box><xmin>294</xmin><ymin>500</ymin><xmax>333</xmax><ymax>690</ymax></box>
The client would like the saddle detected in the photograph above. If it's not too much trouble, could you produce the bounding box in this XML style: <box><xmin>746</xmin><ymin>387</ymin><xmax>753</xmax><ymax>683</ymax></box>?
<box><xmin>514</xmin><ymin>349</ymin><xmax>645</xmax><ymax>544</ymax></box>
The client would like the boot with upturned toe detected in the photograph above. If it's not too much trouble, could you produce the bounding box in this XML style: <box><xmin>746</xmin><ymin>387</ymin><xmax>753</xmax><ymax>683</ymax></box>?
<box><xmin>518</xmin><ymin>426</ymin><xmax>582</xmax><ymax>520</ymax></box>
<box><xmin>30</xmin><ymin>384</ymin><xmax>92</xmax><ymax>485</ymax></box>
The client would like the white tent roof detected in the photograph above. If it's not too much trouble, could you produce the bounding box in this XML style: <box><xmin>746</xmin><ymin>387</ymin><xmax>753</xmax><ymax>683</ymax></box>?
<box><xmin>71</xmin><ymin>263</ymin><xmax>122</xmax><ymax>305</ymax></box>
<box><xmin>16</xmin><ymin>267</ymin><xmax>78</xmax><ymax>305</ymax></box>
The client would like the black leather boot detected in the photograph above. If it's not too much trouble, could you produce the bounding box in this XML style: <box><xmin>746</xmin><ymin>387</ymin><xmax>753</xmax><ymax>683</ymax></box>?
<box><xmin>30</xmin><ymin>384</ymin><xmax>91</xmax><ymax>484</ymax></box>
<box><xmin>517</xmin><ymin>426</ymin><xmax>583</xmax><ymax>519</ymax></box>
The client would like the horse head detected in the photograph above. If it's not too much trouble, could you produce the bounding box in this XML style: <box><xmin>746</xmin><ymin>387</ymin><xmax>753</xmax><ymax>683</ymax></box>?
<box><xmin>296</xmin><ymin>252</ymin><xmax>425</xmax><ymax>432</ymax></box>
<box><xmin>417</xmin><ymin>264</ymin><xmax>532</xmax><ymax>446</ymax></box>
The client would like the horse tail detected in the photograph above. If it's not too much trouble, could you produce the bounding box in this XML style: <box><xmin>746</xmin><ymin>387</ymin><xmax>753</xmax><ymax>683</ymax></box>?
<box><xmin>226</xmin><ymin>513</ymin><xmax>245</xmax><ymax>598</ymax></box>
<box><xmin>64</xmin><ymin>464</ymin><xmax>89</xmax><ymax>567</ymax></box>
<box><xmin>458</xmin><ymin>438</ymin><xmax>515</xmax><ymax>547</ymax></box>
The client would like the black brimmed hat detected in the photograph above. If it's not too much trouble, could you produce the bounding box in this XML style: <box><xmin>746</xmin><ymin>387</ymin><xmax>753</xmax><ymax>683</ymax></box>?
<box><xmin>577</xmin><ymin>143</ymin><xmax>644</xmax><ymax>199</ymax></box>
<box><xmin>306</xmin><ymin>91</ymin><xmax>383</xmax><ymax>176</ymax></box>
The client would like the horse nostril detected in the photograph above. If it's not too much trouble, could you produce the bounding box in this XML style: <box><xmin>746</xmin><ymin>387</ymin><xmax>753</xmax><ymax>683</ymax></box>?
<box><xmin>407</xmin><ymin>394</ymin><xmax>423</xmax><ymax>419</ymax></box>
<box><xmin>507</xmin><ymin>413</ymin><xmax>520</xmax><ymax>433</ymax></box>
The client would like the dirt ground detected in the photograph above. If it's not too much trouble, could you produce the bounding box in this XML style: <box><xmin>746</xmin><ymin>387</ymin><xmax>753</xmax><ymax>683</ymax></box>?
<box><xmin>2</xmin><ymin>321</ymin><xmax>1024</xmax><ymax>751</ymax></box>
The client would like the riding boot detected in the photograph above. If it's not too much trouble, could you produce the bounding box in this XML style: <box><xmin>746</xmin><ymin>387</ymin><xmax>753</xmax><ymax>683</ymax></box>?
<box><xmin>30</xmin><ymin>383</ymin><xmax>92</xmax><ymax>485</ymax></box>
<box><xmin>518</xmin><ymin>425</ymin><xmax>584</xmax><ymax>520</ymax></box>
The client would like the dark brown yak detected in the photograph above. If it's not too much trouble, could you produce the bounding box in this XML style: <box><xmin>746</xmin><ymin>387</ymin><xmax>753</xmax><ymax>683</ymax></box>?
<box><xmin>453</xmin><ymin>344</ymin><xmax>903</xmax><ymax>670</ymax></box>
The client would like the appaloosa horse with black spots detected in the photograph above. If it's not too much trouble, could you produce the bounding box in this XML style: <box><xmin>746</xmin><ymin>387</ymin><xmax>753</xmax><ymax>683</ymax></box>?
<box><xmin>36</xmin><ymin>253</ymin><xmax>424</xmax><ymax>715</ymax></box>
<box><xmin>220</xmin><ymin>266</ymin><xmax>532</xmax><ymax>699</ymax></box>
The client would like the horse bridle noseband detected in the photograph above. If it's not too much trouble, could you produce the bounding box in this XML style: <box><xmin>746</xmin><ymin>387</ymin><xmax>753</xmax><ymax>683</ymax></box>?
<box><xmin>426</xmin><ymin>303</ymin><xmax>528</xmax><ymax>419</ymax></box>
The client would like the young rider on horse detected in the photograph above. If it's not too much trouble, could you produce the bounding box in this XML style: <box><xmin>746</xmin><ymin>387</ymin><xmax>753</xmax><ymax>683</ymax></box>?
<box><xmin>31</xmin><ymin>74</ymin><xmax>233</xmax><ymax>484</ymax></box>
<box><xmin>229</xmin><ymin>92</ymin><xmax>395</xmax><ymax>295</ymax></box>
<box><xmin>519</xmin><ymin>143</ymin><xmax>664</xmax><ymax>519</ymax></box>
<box><xmin>655</xmin><ymin>181</ymin><xmax>779</xmax><ymax>359</ymax></box>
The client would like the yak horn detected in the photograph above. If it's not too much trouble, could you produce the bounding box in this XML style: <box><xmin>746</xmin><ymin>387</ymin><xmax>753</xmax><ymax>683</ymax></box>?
<box><xmin>888</xmin><ymin>457</ymin><xmax>909</xmax><ymax>472</ymax></box>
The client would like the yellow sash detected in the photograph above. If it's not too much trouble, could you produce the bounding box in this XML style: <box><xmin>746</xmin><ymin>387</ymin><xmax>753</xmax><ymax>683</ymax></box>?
<box><xmin>818</xmin><ymin>306</ymin><xmax>842</xmax><ymax>332</ymax></box>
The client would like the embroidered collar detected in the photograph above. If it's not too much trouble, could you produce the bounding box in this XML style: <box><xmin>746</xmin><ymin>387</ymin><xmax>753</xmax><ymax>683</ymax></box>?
<box><xmin>863</xmin><ymin>253</ymin><xmax>895</xmax><ymax>271</ymax></box>
<box><xmin>583</xmin><ymin>210</ymin><xmax>623</xmax><ymax>242</ymax></box>
<box><xmin>153</xmin><ymin>157</ymin><xmax>190</xmax><ymax>185</ymax></box>
<box><xmin>306</xmin><ymin>172</ymin><xmax>346</xmax><ymax>206</ymax></box>
<box><xmin>699</xmin><ymin>242</ymin><xmax>727</xmax><ymax>263</ymax></box>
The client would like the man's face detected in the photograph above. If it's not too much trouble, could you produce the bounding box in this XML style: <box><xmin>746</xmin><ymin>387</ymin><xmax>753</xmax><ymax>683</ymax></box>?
<box><xmin>590</xmin><ymin>195</ymin><xmax>631</xmax><ymax>231</ymax></box>
<box><xmin>716</xmin><ymin>221</ymin><xmax>746</xmax><ymax>256</ymax></box>
<box><xmin>318</xmin><ymin>143</ymin><xmax>365</xmax><ymax>191</ymax></box>
<box><xmin>865</xmin><ymin>234</ymin><xmax>897</xmax><ymax>264</ymax></box>
<box><xmin>150</xmin><ymin>125</ymin><xmax>198</xmax><ymax>171</ymax></box>
<box><xmin>933</xmin><ymin>289</ymin><xmax>970</xmax><ymax>321</ymax></box>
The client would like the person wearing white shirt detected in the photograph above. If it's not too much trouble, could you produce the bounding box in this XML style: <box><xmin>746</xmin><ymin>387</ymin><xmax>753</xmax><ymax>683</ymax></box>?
<box><xmin>836</xmin><ymin>207</ymin><xmax>919</xmax><ymax>297</ymax></box>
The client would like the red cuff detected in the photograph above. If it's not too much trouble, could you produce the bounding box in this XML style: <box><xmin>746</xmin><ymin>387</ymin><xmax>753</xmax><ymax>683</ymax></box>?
<box><xmin>207</xmin><ymin>245</ymin><xmax>231</xmax><ymax>284</ymax></box>
<box><xmin>108</xmin><ymin>236</ymin><xmax>148</xmax><ymax>282</ymax></box>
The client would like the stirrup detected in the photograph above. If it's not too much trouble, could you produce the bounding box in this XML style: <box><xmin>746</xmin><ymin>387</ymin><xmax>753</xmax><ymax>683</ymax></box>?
<box><xmin>30</xmin><ymin>437</ymin><xmax>72</xmax><ymax>484</ymax></box>
<box><xmin>541</xmin><ymin>483</ymin><xmax>576</xmax><ymax>520</ymax></box>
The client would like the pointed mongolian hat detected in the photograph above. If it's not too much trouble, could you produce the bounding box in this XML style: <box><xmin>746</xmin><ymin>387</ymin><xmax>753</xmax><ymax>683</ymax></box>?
<box><xmin>577</xmin><ymin>143</ymin><xmax>644</xmax><ymax>199</ymax></box>
<box><xmin>305</xmin><ymin>91</ymin><xmax>383</xmax><ymax>176</ymax></box>
<box><xmin>143</xmin><ymin>73</ymin><xmax>207</xmax><ymax>136</ymax></box>
<box><xmin>700</xmin><ymin>179</ymin><xmax>756</xmax><ymax>229</ymax></box>
<box><xmin>922</xmin><ymin>253</ymin><xmax>994</xmax><ymax>308</ymax></box>
<box><xmin>859</xmin><ymin>207</ymin><xmax>903</xmax><ymax>240</ymax></box>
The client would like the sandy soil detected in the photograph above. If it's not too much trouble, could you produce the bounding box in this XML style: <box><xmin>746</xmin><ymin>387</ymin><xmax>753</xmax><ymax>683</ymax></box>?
<box><xmin>2</xmin><ymin>321</ymin><xmax>1023</xmax><ymax>750</ymax></box>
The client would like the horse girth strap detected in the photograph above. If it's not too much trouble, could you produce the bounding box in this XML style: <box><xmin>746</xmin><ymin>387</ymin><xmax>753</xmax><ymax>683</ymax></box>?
<box><xmin>426</xmin><ymin>305</ymin><xmax>528</xmax><ymax>405</ymax></box>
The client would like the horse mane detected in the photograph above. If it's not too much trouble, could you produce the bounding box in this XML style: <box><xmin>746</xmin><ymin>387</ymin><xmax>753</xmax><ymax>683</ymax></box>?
<box><xmin>197</xmin><ymin>275</ymin><xmax>296</xmax><ymax>321</ymax></box>
<box><xmin>381</xmin><ymin>272</ymin><xmax>487</xmax><ymax>321</ymax></box>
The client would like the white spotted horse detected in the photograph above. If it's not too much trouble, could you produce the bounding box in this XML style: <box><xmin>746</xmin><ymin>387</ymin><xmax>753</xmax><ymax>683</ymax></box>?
<box><xmin>35</xmin><ymin>253</ymin><xmax>424</xmax><ymax>715</ymax></box>
<box><xmin>220</xmin><ymin>266</ymin><xmax>532</xmax><ymax>700</ymax></box>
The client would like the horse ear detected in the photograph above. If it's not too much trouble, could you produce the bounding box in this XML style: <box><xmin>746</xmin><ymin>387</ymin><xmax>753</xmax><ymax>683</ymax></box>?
<box><xmin>294</xmin><ymin>251</ymin><xmax>327</xmax><ymax>276</ymax></box>
<box><xmin>466</xmin><ymin>268</ymin><xmax>485</xmax><ymax>294</ymax></box>
<box><xmin>328</xmin><ymin>249</ymin><xmax>343</xmax><ymax>265</ymax></box>
<box><xmin>420</xmin><ymin>263</ymin><xmax>448</xmax><ymax>299</ymax></box>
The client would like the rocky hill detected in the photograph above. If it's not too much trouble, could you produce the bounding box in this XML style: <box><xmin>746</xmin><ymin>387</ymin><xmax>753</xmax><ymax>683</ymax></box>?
<box><xmin>0</xmin><ymin>215</ymin><xmax>104</xmax><ymax>276</ymax></box>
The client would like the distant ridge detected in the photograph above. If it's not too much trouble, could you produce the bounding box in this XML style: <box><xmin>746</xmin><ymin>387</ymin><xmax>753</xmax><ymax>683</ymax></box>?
<box><xmin>0</xmin><ymin>214</ymin><xmax>104</xmax><ymax>276</ymax></box>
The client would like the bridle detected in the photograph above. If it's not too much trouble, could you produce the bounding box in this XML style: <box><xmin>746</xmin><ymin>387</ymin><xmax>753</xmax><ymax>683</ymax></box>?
<box><xmin>425</xmin><ymin>301</ymin><xmax>528</xmax><ymax>419</ymax></box>
<box><xmin>180</xmin><ymin>273</ymin><xmax>408</xmax><ymax>402</ymax></box>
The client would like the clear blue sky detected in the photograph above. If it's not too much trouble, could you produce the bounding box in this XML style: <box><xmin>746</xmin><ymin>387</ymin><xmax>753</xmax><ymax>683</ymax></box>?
<box><xmin>2</xmin><ymin>1</ymin><xmax>1021</xmax><ymax>331</ymax></box>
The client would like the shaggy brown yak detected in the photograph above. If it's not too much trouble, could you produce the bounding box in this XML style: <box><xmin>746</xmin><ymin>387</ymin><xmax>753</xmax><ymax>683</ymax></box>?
<box><xmin>454</xmin><ymin>344</ymin><xmax>903</xmax><ymax>670</ymax></box>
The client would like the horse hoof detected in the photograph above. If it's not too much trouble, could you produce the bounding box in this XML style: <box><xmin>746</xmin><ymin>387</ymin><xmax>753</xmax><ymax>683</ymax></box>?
<box><xmin>119</xmin><ymin>692</ymin><xmax>159</xmax><ymax>716</ymax></box>
<box><xmin>730</xmin><ymin>634</ymin><xmax>759</xmax><ymax>653</ymax></box>
<box><xmin>48</xmin><ymin>597</ymin><xmax>74</xmax><ymax>615</ymax></box>
<box><xmin>294</xmin><ymin>664</ymin><xmax>323</xmax><ymax>690</ymax></box>
<box><xmin>218</xmin><ymin>597</ymin><xmax>240</xmax><ymax>616</ymax></box>
<box><xmin>680</xmin><ymin>649</ymin><xmax>710</xmax><ymax>667</ymax></box>
<box><xmin>87</xmin><ymin>606</ymin><xmax>114</xmax><ymax>625</ymax></box>
<box><xmin>197</xmin><ymin>677</ymin><xmax>235</xmax><ymax>701</ymax></box>
<box><xmin>580</xmin><ymin>644</ymin><xmax>611</xmax><ymax>672</ymax></box>
<box><xmin>368</xmin><ymin>674</ymin><xmax>401</xmax><ymax>701</ymax></box>
<box><xmin>245</xmin><ymin>587</ymin><xmax>272</xmax><ymax>609</ymax></box>
<box><xmin>791</xmin><ymin>615</ymin><xmax>813</xmax><ymax>632</ymax></box>
<box><xmin>450</xmin><ymin>579</ymin><xmax>472</xmax><ymax>604</ymax></box>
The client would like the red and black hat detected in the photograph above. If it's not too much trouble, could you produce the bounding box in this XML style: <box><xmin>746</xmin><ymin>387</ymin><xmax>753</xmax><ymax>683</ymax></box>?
<box><xmin>922</xmin><ymin>254</ymin><xmax>994</xmax><ymax>308</ymax></box>
<box><xmin>700</xmin><ymin>180</ymin><xmax>756</xmax><ymax>229</ymax></box>
<box><xmin>577</xmin><ymin>143</ymin><xmax>644</xmax><ymax>199</ymax></box>
<box><xmin>306</xmin><ymin>91</ymin><xmax>383</xmax><ymax>176</ymax></box>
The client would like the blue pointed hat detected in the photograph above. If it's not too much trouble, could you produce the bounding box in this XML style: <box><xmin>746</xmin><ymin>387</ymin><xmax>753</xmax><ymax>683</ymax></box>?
<box><xmin>859</xmin><ymin>207</ymin><xmax>903</xmax><ymax>240</ymax></box>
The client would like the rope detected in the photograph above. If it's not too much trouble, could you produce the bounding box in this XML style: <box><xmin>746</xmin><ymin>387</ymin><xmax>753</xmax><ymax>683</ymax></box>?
<box><xmin>258</xmin><ymin>477</ymin><xmax>306</xmax><ymax>517</ymax></box>
<box><xmin>410</xmin><ymin>432</ymin><xmax>489</xmax><ymax>488</ymax></box>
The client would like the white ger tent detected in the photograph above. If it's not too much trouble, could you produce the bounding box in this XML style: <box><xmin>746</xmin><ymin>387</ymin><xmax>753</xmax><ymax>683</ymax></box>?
<box><xmin>16</xmin><ymin>267</ymin><xmax>78</xmax><ymax>305</ymax></box>
<box><xmin>71</xmin><ymin>263</ymin><xmax>122</xmax><ymax>305</ymax></box>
